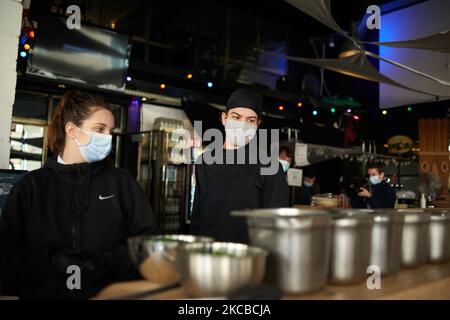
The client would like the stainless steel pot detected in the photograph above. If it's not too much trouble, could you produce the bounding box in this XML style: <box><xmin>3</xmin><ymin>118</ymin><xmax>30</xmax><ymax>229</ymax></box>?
<box><xmin>127</xmin><ymin>234</ymin><xmax>213</xmax><ymax>284</ymax></box>
<box><xmin>397</xmin><ymin>209</ymin><xmax>431</xmax><ymax>268</ymax></box>
<box><xmin>329</xmin><ymin>211</ymin><xmax>374</xmax><ymax>285</ymax></box>
<box><xmin>177</xmin><ymin>242</ymin><xmax>268</xmax><ymax>298</ymax></box>
<box><xmin>369</xmin><ymin>210</ymin><xmax>405</xmax><ymax>276</ymax></box>
<box><xmin>232</xmin><ymin>208</ymin><xmax>331</xmax><ymax>294</ymax></box>
<box><xmin>427</xmin><ymin>210</ymin><xmax>450</xmax><ymax>263</ymax></box>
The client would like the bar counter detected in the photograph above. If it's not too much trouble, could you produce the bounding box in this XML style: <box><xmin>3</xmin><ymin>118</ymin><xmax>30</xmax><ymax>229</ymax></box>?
<box><xmin>95</xmin><ymin>261</ymin><xmax>450</xmax><ymax>300</ymax></box>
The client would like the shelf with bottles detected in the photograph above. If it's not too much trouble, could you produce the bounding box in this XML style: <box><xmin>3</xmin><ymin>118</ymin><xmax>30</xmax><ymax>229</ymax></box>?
<box><xmin>162</xmin><ymin>214</ymin><xmax>181</xmax><ymax>234</ymax></box>
<box><xmin>163</xmin><ymin>197</ymin><xmax>182</xmax><ymax>215</ymax></box>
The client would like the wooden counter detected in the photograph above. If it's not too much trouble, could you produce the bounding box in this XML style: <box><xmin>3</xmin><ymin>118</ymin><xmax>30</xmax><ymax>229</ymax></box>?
<box><xmin>95</xmin><ymin>261</ymin><xmax>450</xmax><ymax>300</ymax></box>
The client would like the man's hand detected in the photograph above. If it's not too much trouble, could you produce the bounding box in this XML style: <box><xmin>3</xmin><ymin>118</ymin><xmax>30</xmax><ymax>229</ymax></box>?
<box><xmin>358</xmin><ymin>187</ymin><xmax>372</xmax><ymax>198</ymax></box>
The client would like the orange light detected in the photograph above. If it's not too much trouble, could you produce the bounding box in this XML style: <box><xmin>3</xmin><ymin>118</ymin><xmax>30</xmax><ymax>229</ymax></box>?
<box><xmin>187</xmin><ymin>73</ymin><xmax>193</xmax><ymax>79</ymax></box>
<box><xmin>23</xmin><ymin>44</ymin><xmax>31</xmax><ymax>50</ymax></box>
<box><xmin>297</xmin><ymin>102</ymin><xmax>302</xmax><ymax>107</ymax></box>
<box><xmin>160</xmin><ymin>83</ymin><xmax>166</xmax><ymax>89</ymax></box>
<box><xmin>278</xmin><ymin>105</ymin><xmax>284</xmax><ymax>111</ymax></box>
<box><xmin>29</xmin><ymin>31</ymin><xmax>35</xmax><ymax>38</ymax></box>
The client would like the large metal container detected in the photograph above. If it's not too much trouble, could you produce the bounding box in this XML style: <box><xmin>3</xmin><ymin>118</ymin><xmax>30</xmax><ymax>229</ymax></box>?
<box><xmin>369</xmin><ymin>210</ymin><xmax>405</xmax><ymax>276</ymax></box>
<box><xmin>329</xmin><ymin>211</ymin><xmax>374</xmax><ymax>285</ymax></box>
<box><xmin>427</xmin><ymin>210</ymin><xmax>450</xmax><ymax>263</ymax></box>
<box><xmin>232</xmin><ymin>208</ymin><xmax>331</xmax><ymax>294</ymax></box>
<box><xmin>397</xmin><ymin>209</ymin><xmax>431</xmax><ymax>268</ymax></box>
<box><xmin>127</xmin><ymin>234</ymin><xmax>213</xmax><ymax>284</ymax></box>
<box><xmin>177</xmin><ymin>242</ymin><xmax>268</xmax><ymax>298</ymax></box>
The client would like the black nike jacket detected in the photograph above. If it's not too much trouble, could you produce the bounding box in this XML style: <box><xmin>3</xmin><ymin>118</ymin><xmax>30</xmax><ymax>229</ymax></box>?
<box><xmin>0</xmin><ymin>157</ymin><xmax>158</xmax><ymax>299</ymax></box>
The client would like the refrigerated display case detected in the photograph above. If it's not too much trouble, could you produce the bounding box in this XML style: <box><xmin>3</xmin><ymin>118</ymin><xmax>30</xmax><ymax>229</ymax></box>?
<box><xmin>148</xmin><ymin>118</ymin><xmax>198</xmax><ymax>234</ymax></box>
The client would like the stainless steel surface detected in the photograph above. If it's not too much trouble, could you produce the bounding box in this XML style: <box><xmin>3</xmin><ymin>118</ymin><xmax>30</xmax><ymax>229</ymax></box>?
<box><xmin>232</xmin><ymin>208</ymin><xmax>331</xmax><ymax>294</ymax></box>
<box><xmin>329</xmin><ymin>213</ymin><xmax>374</xmax><ymax>285</ymax></box>
<box><xmin>370</xmin><ymin>210</ymin><xmax>405</xmax><ymax>276</ymax></box>
<box><xmin>177</xmin><ymin>242</ymin><xmax>267</xmax><ymax>298</ymax></box>
<box><xmin>428</xmin><ymin>211</ymin><xmax>450</xmax><ymax>263</ymax></box>
<box><xmin>127</xmin><ymin>234</ymin><xmax>213</xmax><ymax>284</ymax></box>
<box><xmin>397</xmin><ymin>210</ymin><xmax>430</xmax><ymax>268</ymax></box>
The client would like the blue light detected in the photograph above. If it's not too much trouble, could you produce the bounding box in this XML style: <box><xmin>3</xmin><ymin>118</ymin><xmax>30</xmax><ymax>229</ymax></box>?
<box><xmin>207</xmin><ymin>82</ymin><xmax>213</xmax><ymax>88</ymax></box>
<box><xmin>20</xmin><ymin>36</ymin><xmax>27</xmax><ymax>46</ymax></box>
<box><xmin>312</xmin><ymin>110</ymin><xmax>318</xmax><ymax>116</ymax></box>
<box><xmin>20</xmin><ymin>51</ymin><xmax>27</xmax><ymax>58</ymax></box>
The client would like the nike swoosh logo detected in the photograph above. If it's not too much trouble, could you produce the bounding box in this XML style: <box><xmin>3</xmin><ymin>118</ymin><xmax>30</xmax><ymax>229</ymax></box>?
<box><xmin>99</xmin><ymin>194</ymin><xmax>115</xmax><ymax>200</ymax></box>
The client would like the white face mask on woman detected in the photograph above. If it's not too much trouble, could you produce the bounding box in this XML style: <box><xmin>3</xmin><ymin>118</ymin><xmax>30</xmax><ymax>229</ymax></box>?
<box><xmin>224</xmin><ymin>119</ymin><xmax>257</xmax><ymax>148</ymax></box>
<box><xmin>74</xmin><ymin>128</ymin><xmax>112</xmax><ymax>163</ymax></box>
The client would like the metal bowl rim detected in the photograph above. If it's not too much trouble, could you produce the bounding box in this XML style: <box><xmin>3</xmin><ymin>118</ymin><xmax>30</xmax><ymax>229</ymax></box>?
<box><xmin>178</xmin><ymin>241</ymin><xmax>269</xmax><ymax>258</ymax></box>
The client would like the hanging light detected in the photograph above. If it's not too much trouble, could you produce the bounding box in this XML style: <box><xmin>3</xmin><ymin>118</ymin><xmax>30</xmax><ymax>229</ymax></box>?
<box><xmin>339</xmin><ymin>23</ymin><xmax>363</xmax><ymax>58</ymax></box>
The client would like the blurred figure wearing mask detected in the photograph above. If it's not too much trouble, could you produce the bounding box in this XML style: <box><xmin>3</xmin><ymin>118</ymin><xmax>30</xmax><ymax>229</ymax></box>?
<box><xmin>357</xmin><ymin>163</ymin><xmax>396</xmax><ymax>209</ymax></box>
<box><xmin>278</xmin><ymin>146</ymin><xmax>292</xmax><ymax>173</ymax></box>
<box><xmin>295</xmin><ymin>169</ymin><xmax>320</xmax><ymax>205</ymax></box>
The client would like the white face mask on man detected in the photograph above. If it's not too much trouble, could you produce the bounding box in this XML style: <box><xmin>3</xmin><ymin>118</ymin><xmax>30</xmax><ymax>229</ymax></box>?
<box><xmin>224</xmin><ymin>119</ymin><xmax>257</xmax><ymax>148</ymax></box>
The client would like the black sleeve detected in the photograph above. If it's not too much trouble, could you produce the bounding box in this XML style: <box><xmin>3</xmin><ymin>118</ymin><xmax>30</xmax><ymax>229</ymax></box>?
<box><xmin>368</xmin><ymin>185</ymin><xmax>397</xmax><ymax>209</ymax></box>
<box><xmin>0</xmin><ymin>177</ymin><xmax>54</xmax><ymax>294</ymax></box>
<box><xmin>262</xmin><ymin>162</ymin><xmax>290</xmax><ymax>208</ymax></box>
<box><xmin>125</xmin><ymin>176</ymin><xmax>159</xmax><ymax>237</ymax></box>
<box><xmin>190</xmin><ymin>164</ymin><xmax>203</xmax><ymax>235</ymax></box>
<box><xmin>105</xmin><ymin>175</ymin><xmax>159</xmax><ymax>277</ymax></box>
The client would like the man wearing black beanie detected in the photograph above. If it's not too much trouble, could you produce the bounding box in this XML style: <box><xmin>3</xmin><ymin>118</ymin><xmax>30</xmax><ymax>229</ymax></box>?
<box><xmin>191</xmin><ymin>88</ymin><xmax>289</xmax><ymax>244</ymax></box>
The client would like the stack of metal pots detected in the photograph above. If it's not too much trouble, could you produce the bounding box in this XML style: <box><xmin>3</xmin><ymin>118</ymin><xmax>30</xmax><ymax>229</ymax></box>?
<box><xmin>232</xmin><ymin>206</ymin><xmax>450</xmax><ymax>295</ymax></box>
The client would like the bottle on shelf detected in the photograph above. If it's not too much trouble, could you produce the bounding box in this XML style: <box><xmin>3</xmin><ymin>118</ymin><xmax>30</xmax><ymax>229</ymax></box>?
<box><xmin>420</xmin><ymin>193</ymin><xmax>427</xmax><ymax>209</ymax></box>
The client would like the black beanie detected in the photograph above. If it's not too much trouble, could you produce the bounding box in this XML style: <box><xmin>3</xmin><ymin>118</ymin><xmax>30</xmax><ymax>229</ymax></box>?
<box><xmin>226</xmin><ymin>88</ymin><xmax>263</xmax><ymax>116</ymax></box>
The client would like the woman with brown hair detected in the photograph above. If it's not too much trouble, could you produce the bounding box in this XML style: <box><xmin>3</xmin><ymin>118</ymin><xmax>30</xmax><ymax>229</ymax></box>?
<box><xmin>0</xmin><ymin>91</ymin><xmax>158</xmax><ymax>299</ymax></box>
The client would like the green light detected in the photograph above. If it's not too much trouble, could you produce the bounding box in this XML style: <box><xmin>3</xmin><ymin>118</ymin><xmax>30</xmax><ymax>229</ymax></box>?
<box><xmin>407</xmin><ymin>107</ymin><xmax>412</xmax><ymax>112</ymax></box>
<box><xmin>331</xmin><ymin>108</ymin><xmax>336</xmax><ymax>113</ymax></box>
